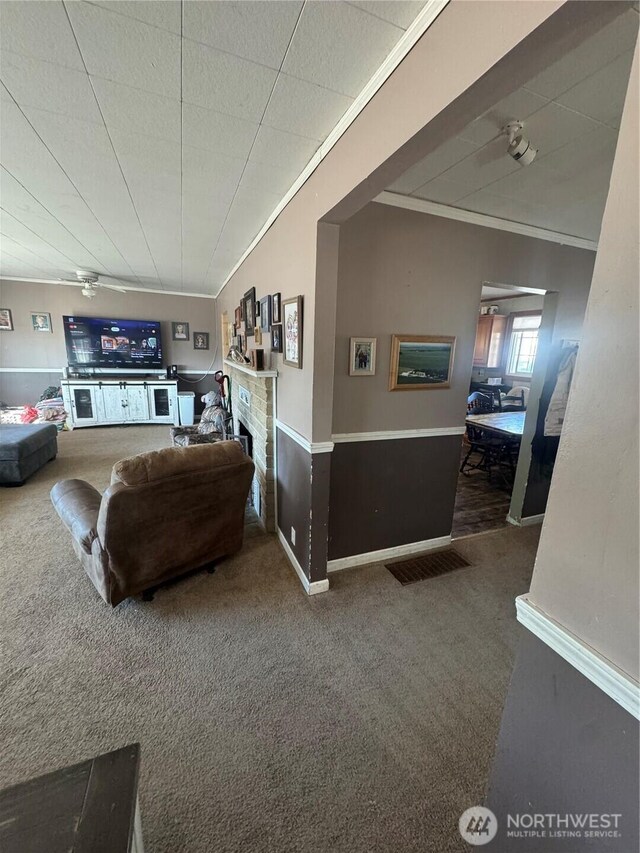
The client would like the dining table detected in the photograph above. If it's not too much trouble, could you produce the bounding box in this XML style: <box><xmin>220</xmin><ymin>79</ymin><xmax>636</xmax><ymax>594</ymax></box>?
<box><xmin>465</xmin><ymin>411</ymin><xmax>525</xmax><ymax>437</ymax></box>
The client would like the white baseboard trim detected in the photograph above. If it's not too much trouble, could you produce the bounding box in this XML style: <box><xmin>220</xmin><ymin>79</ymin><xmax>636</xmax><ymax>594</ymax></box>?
<box><xmin>275</xmin><ymin>419</ymin><xmax>334</xmax><ymax>454</ymax></box>
<box><xmin>516</xmin><ymin>595</ymin><xmax>640</xmax><ymax>720</ymax></box>
<box><xmin>507</xmin><ymin>513</ymin><xmax>545</xmax><ymax>527</ymax></box>
<box><xmin>277</xmin><ymin>529</ymin><xmax>330</xmax><ymax>595</ymax></box>
<box><xmin>332</xmin><ymin>426</ymin><xmax>465</xmax><ymax>443</ymax></box>
<box><xmin>328</xmin><ymin>534</ymin><xmax>452</xmax><ymax>572</ymax></box>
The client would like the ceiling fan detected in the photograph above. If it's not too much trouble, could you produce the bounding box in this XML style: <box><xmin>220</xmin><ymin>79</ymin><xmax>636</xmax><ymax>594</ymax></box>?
<box><xmin>2</xmin><ymin>270</ymin><xmax>129</xmax><ymax>299</ymax></box>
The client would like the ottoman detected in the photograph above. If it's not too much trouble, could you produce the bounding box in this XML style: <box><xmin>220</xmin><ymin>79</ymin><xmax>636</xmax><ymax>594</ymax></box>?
<box><xmin>0</xmin><ymin>423</ymin><xmax>58</xmax><ymax>485</ymax></box>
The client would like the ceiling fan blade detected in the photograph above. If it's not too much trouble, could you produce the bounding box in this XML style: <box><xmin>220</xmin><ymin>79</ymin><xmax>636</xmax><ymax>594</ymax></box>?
<box><xmin>99</xmin><ymin>283</ymin><xmax>128</xmax><ymax>293</ymax></box>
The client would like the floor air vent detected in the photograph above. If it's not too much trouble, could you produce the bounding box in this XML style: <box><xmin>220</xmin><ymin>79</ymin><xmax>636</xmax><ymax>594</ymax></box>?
<box><xmin>385</xmin><ymin>549</ymin><xmax>471</xmax><ymax>585</ymax></box>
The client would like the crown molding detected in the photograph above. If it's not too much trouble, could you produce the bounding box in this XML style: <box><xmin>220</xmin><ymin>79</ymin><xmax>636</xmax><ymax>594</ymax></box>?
<box><xmin>374</xmin><ymin>192</ymin><xmax>599</xmax><ymax>252</ymax></box>
<box><xmin>0</xmin><ymin>277</ymin><xmax>216</xmax><ymax>299</ymax></box>
<box><xmin>213</xmin><ymin>0</ymin><xmax>450</xmax><ymax>298</ymax></box>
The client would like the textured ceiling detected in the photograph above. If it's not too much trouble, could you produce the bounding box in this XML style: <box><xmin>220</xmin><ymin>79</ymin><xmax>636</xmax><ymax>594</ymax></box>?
<box><xmin>0</xmin><ymin>0</ymin><xmax>426</xmax><ymax>293</ymax></box>
<box><xmin>387</xmin><ymin>8</ymin><xmax>638</xmax><ymax>242</ymax></box>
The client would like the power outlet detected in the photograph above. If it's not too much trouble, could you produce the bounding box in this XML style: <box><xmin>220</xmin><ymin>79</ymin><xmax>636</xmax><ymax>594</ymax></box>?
<box><xmin>291</xmin><ymin>526</ymin><xmax>296</xmax><ymax>546</ymax></box>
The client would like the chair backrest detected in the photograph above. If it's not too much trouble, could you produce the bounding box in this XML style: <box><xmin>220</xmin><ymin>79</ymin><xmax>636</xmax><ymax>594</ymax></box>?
<box><xmin>467</xmin><ymin>391</ymin><xmax>494</xmax><ymax>414</ymax></box>
<box><xmin>100</xmin><ymin>442</ymin><xmax>254</xmax><ymax>593</ymax></box>
<box><xmin>502</xmin><ymin>387</ymin><xmax>527</xmax><ymax>411</ymax></box>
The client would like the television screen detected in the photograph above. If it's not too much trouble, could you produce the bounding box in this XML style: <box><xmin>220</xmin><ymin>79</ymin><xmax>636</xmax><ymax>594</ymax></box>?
<box><xmin>63</xmin><ymin>316</ymin><xmax>163</xmax><ymax>370</ymax></box>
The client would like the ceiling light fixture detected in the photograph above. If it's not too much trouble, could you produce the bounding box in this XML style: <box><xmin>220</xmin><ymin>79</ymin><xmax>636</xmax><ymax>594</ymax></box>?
<box><xmin>504</xmin><ymin>121</ymin><xmax>537</xmax><ymax>166</ymax></box>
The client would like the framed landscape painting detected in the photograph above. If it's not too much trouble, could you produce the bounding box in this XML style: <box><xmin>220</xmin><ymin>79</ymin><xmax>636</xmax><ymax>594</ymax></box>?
<box><xmin>349</xmin><ymin>337</ymin><xmax>376</xmax><ymax>376</ymax></box>
<box><xmin>389</xmin><ymin>335</ymin><xmax>455</xmax><ymax>391</ymax></box>
<box><xmin>282</xmin><ymin>296</ymin><xmax>302</xmax><ymax>368</ymax></box>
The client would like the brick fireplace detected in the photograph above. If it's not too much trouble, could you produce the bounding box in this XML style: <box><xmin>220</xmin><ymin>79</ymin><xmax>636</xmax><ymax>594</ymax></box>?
<box><xmin>224</xmin><ymin>360</ymin><xmax>277</xmax><ymax>532</ymax></box>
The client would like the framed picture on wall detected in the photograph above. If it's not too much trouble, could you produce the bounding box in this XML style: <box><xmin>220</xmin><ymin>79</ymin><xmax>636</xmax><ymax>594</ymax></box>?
<box><xmin>349</xmin><ymin>337</ymin><xmax>376</xmax><ymax>376</ymax></box>
<box><xmin>282</xmin><ymin>296</ymin><xmax>302</xmax><ymax>369</ymax></box>
<box><xmin>235</xmin><ymin>306</ymin><xmax>242</xmax><ymax>325</ymax></box>
<box><xmin>31</xmin><ymin>312</ymin><xmax>52</xmax><ymax>333</ymax></box>
<box><xmin>0</xmin><ymin>309</ymin><xmax>13</xmax><ymax>331</ymax></box>
<box><xmin>271</xmin><ymin>324</ymin><xmax>283</xmax><ymax>353</ymax></box>
<box><xmin>193</xmin><ymin>332</ymin><xmax>209</xmax><ymax>350</ymax></box>
<box><xmin>259</xmin><ymin>295</ymin><xmax>271</xmax><ymax>331</ymax></box>
<box><xmin>243</xmin><ymin>287</ymin><xmax>256</xmax><ymax>334</ymax></box>
<box><xmin>254</xmin><ymin>325</ymin><xmax>262</xmax><ymax>345</ymax></box>
<box><xmin>272</xmin><ymin>293</ymin><xmax>281</xmax><ymax>324</ymax></box>
<box><xmin>172</xmin><ymin>322</ymin><xmax>189</xmax><ymax>341</ymax></box>
<box><xmin>389</xmin><ymin>335</ymin><xmax>456</xmax><ymax>391</ymax></box>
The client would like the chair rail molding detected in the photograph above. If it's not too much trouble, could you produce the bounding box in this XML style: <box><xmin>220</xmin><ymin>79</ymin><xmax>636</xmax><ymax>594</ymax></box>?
<box><xmin>516</xmin><ymin>595</ymin><xmax>640</xmax><ymax>720</ymax></box>
<box><xmin>276</xmin><ymin>419</ymin><xmax>334</xmax><ymax>454</ymax></box>
<box><xmin>332</xmin><ymin>426</ymin><xmax>465</xmax><ymax>443</ymax></box>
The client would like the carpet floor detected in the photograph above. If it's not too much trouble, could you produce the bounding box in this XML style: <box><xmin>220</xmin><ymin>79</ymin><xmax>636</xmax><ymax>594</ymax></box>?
<box><xmin>0</xmin><ymin>426</ymin><xmax>541</xmax><ymax>853</ymax></box>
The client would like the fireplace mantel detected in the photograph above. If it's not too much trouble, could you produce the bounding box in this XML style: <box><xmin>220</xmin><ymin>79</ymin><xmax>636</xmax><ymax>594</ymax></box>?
<box><xmin>223</xmin><ymin>359</ymin><xmax>277</xmax><ymax>379</ymax></box>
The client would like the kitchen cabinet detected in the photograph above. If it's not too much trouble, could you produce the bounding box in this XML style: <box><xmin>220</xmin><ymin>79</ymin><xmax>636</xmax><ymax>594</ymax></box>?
<box><xmin>473</xmin><ymin>314</ymin><xmax>507</xmax><ymax>368</ymax></box>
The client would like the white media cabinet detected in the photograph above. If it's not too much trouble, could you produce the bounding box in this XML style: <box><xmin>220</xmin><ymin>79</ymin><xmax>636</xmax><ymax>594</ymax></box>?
<box><xmin>61</xmin><ymin>377</ymin><xmax>179</xmax><ymax>429</ymax></box>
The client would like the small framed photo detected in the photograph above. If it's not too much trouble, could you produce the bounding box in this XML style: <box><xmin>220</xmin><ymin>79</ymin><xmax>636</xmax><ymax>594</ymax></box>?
<box><xmin>0</xmin><ymin>309</ymin><xmax>14</xmax><ymax>331</ymax></box>
<box><xmin>243</xmin><ymin>287</ymin><xmax>256</xmax><ymax>335</ymax></box>
<box><xmin>349</xmin><ymin>337</ymin><xmax>376</xmax><ymax>376</ymax></box>
<box><xmin>282</xmin><ymin>296</ymin><xmax>302</xmax><ymax>369</ymax></box>
<box><xmin>236</xmin><ymin>334</ymin><xmax>244</xmax><ymax>352</ymax></box>
<box><xmin>254</xmin><ymin>325</ymin><xmax>262</xmax><ymax>345</ymax></box>
<box><xmin>259</xmin><ymin>295</ymin><xmax>271</xmax><ymax>331</ymax></box>
<box><xmin>271</xmin><ymin>323</ymin><xmax>283</xmax><ymax>353</ymax></box>
<box><xmin>172</xmin><ymin>322</ymin><xmax>189</xmax><ymax>341</ymax></box>
<box><xmin>193</xmin><ymin>332</ymin><xmax>209</xmax><ymax>350</ymax></box>
<box><xmin>272</xmin><ymin>292</ymin><xmax>281</xmax><ymax>324</ymax></box>
<box><xmin>235</xmin><ymin>306</ymin><xmax>242</xmax><ymax>325</ymax></box>
<box><xmin>31</xmin><ymin>312</ymin><xmax>52</xmax><ymax>333</ymax></box>
<box><xmin>389</xmin><ymin>335</ymin><xmax>456</xmax><ymax>391</ymax></box>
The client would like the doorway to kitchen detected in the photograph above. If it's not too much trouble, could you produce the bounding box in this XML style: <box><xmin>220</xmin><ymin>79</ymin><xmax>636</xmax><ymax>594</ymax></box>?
<box><xmin>452</xmin><ymin>282</ymin><xmax>546</xmax><ymax>538</ymax></box>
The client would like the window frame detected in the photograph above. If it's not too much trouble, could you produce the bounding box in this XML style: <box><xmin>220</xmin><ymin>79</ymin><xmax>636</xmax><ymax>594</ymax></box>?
<box><xmin>504</xmin><ymin>310</ymin><xmax>543</xmax><ymax>381</ymax></box>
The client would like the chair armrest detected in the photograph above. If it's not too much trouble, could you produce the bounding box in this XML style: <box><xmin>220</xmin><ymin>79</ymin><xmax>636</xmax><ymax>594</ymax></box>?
<box><xmin>170</xmin><ymin>426</ymin><xmax>198</xmax><ymax>437</ymax></box>
<box><xmin>51</xmin><ymin>479</ymin><xmax>102</xmax><ymax>553</ymax></box>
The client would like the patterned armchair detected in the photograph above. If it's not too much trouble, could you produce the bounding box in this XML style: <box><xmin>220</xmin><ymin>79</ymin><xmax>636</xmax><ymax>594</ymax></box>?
<box><xmin>170</xmin><ymin>405</ymin><xmax>227</xmax><ymax>447</ymax></box>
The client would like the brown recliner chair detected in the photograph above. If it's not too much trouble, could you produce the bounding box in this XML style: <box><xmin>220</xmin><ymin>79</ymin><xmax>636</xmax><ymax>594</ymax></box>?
<box><xmin>50</xmin><ymin>441</ymin><xmax>254</xmax><ymax>607</ymax></box>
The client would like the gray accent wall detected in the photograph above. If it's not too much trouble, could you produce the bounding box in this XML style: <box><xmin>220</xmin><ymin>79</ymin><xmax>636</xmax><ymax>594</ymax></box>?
<box><xmin>276</xmin><ymin>427</ymin><xmax>312</xmax><ymax>577</ymax></box>
<box><xmin>486</xmin><ymin>631</ymin><xmax>639</xmax><ymax>852</ymax></box>
<box><xmin>328</xmin><ymin>435</ymin><xmax>461</xmax><ymax>560</ymax></box>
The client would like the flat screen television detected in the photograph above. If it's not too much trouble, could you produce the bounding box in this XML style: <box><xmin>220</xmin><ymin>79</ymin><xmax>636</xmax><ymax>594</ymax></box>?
<box><xmin>63</xmin><ymin>316</ymin><xmax>163</xmax><ymax>372</ymax></box>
